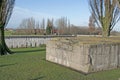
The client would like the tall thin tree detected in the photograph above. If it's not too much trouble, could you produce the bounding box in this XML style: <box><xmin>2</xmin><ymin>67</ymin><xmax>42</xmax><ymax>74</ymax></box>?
<box><xmin>41</xmin><ymin>18</ymin><xmax>45</xmax><ymax>34</ymax></box>
<box><xmin>0</xmin><ymin>0</ymin><xmax>15</xmax><ymax>55</ymax></box>
<box><xmin>89</xmin><ymin>0</ymin><xmax>120</xmax><ymax>37</ymax></box>
<box><xmin>88</xmin><ymin>13</ymin><xmax>95</xmax><ymax>35</ymax></box>
<box><xmin>46</xmin><ymin>19</ymin><xmax>53</xmax><ymax>35</ymax></box>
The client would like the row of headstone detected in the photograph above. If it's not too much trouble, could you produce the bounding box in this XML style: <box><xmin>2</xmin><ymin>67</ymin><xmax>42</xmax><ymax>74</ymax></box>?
<box><xmin>5</xmin><ymin>37</ymin><xmax>51</xmax><ymax>48</ymax></box>
<box><xmin>5</xmin><ymin>35</ymin><xmax>75</xmax><ymax>48</ymax></box>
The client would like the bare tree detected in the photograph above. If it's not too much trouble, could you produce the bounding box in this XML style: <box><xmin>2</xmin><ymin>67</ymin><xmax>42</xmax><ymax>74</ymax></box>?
<box><xmin>27</xmin><ymin>17</ymin><xmax>36</xmax><ymax>35</ymax></box>
<box><xmin>88</xmin><ymin>13</ymin><xmax>95</xmax><ymax>35</ymax></box>
<box><xmin>36</xmin><ymin>21</ymin><xmax>40</xmax><ymax>35</ymax></box>
<box><xmin>17</xmin><ymin>19</ymin><xmax>29</xmax><ymax>35</ymax></box>
<box><xmin>67</xmin><ymin>20</ymin><xmax>71</xmax><ymax>35</ymax></box>
<box><xmin>56</xmin><ymin>17</ymin><xmax>68</xmax><ymax>35</ymax></box>
<box><xmin>0</xmin><ymin>0</ymin><xmax>15</xmax><ymax>55</ymax></box>
<box><xmin>17</xmin><ymin>17</ymin><xmax>37</xmax><ymax>35</ymax></box>
<box><xmin>89</xmin><ymin>0</ymin><xmax>120</xmax><ymax>37</ymax></box>
<box><xmin>40</xmin><ymin>18</ymin><xmax>45</xmax><ymax>35</ymax></box>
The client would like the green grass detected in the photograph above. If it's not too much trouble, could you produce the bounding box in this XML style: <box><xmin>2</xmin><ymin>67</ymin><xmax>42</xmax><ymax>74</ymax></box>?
<box><xmin>5</xmin><ymin>30</ymin><xmax>14</xmax><ymax>36</ymax></box>
<box><xmin>55</xmin><ymin>36</ymin><xmax>120</xmax><ymax>45</ymax></box>
<box><xmin>0</xmin><ymin>47</ymin><xmax>120</xmax><ymax>80</ymax></box>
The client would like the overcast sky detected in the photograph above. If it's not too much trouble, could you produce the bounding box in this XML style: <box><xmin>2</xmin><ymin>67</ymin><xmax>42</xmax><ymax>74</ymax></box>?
<box><xmin>7</xmin><ymin>0</ymin><xmax>120</xmax><ymax>31</ymax></box>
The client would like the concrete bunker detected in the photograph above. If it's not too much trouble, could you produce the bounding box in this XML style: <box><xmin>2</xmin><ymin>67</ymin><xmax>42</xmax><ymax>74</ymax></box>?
<box><xmin>46</xmin><ymin>37</ymin><xmax>120</xmax><ymax>73</ymax></box>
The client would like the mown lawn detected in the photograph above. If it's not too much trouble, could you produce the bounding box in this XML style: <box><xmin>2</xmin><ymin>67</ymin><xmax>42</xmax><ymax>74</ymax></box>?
<box><xmin>5</xmin><ymin>30</ymin><xmax>14</xmax><ymax>36</ymax></box>
<box><xmin>0</xmin><ymin>47</ymin><xmax>120</xmax><ymax>80</ymax></box>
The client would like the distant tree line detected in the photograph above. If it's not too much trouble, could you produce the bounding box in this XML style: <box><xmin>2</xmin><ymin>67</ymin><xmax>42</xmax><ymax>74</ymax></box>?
<box><xmin>13</xmin><ymin>17</ymin><xmax>102</xmax><ymax>35</ymax></box>
<box><xmin>14</xmin><ymin>17</ymin><xmax>45</xmax><ymax>35</ymax></box>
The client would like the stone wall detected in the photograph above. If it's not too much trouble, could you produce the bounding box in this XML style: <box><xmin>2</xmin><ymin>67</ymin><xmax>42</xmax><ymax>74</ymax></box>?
<box><xmin>46</xmin><ymin>38</ymin><xmax>120</xmax><ymax>73</ymax></box>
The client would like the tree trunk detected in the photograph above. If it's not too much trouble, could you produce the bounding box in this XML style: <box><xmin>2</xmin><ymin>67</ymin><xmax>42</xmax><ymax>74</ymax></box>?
<box><xmin>102</xmin><ymin>29</ymin><xmax>110</xmax><ymax>37</ymax></box>
<box><xmin>0</xmin><ymin>27</ymin><xmax>13</xmax><ymax>55</ymax></box>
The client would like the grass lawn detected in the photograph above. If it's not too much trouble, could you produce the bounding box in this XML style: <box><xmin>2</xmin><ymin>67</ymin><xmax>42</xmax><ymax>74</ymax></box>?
<box><xmin>5</xmin><ymin>30</ymin><xmax>14</xmax><ymax>36</ymax></box>
<box><xmin>0</xmin><ymin>47</ymin><xmax>120</xmax><ymax>80</ymax></box>
<box><xmin>60</xmin><ymin>36</ymin><xmax>120</xmax><ymax>44</ymax></box>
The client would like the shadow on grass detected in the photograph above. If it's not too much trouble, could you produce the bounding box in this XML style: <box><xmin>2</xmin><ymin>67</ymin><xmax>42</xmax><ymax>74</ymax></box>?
<box><xmin>0</xmin><ymin>63</ymin><xmax>17</xmax><ymax>68</ymax></box>
<box><xmin>30</xmin><ymin>76</ymin><xmax>45</xmax><ymax>80</ymax></box>
<box><xmin>14</xmin><ymin>49</ymin><xmax>45</xmax><ymax>54</ymax></box>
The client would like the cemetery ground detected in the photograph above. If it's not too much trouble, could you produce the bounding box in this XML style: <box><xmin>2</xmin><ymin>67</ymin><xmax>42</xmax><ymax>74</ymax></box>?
<box><xmin>5</xmin><ymin>30</ymin><xmax>14</xmax><ymax>36</ymax></box>
<box><xmin>0</xmin><ymin>45</ymin><xmax>120</xmax><ymax>80</ymax></box>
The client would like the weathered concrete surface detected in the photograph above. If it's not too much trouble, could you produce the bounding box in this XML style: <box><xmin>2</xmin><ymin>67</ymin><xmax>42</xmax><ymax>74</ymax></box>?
<box><xmin>46</xmin><ymin>38</ymin><xmax>120</xmax><ymax>73</ymax></box>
